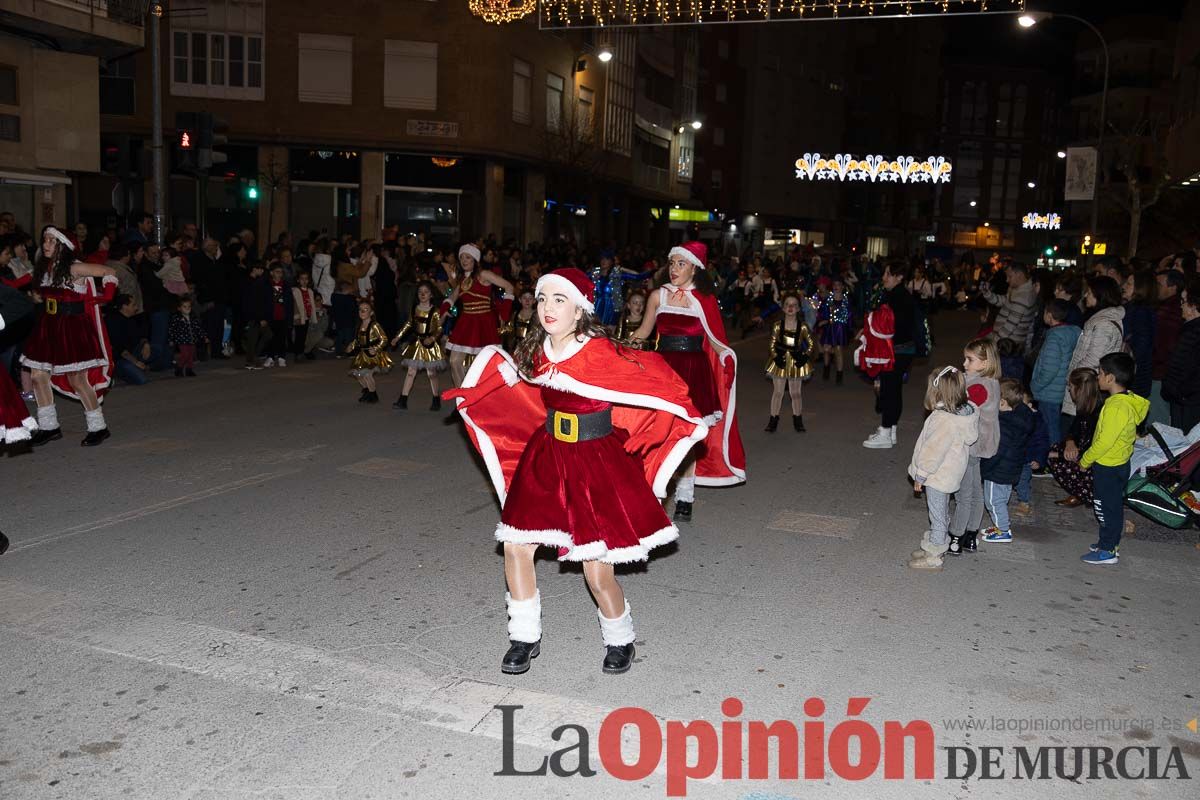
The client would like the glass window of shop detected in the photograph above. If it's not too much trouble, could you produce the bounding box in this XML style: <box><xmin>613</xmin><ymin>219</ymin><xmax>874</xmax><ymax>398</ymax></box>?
<box><xmin>289</xmin><ymin>149</ymin><xmax>360</xmax><ymax>240</ymax></box>
<box><xmin>383</xmin><ymin>154</ymin><xmax>479</xmax><ymax>248</ymax></box>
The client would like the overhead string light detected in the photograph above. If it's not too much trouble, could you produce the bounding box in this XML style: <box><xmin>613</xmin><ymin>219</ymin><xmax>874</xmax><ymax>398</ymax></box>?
<box><xmin>469</xmin><ymin>0</ymin><xmax>537</xmax><ymax>24</ymax></box>
<box><xmin>535</xmin><ymin>0</ymin><xmax>1023</xmax><ymax>27</ymax></box>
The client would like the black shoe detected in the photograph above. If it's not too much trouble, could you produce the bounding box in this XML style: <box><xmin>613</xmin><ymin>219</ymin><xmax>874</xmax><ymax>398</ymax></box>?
<box><xmin>81</xmin><ymin>428</ymin><xmax>111</xmax><ymax>447</ymax></box>
<box><xmin>962</xmin><ymin>531</ymin><xmax>978</xmax><ymax>553</ymax></box>
<box><xmin>0</xmin><ymin>531</ymin><xmax>8</xmax><ymax>555</ymax></box>
<box><xmin>393</xmin><ymin>394</ymin><xmax>408</xmax><ymax>410</ymax></box>
<box><xmin>174</xmin><ymin>368</ymin><xmax>184</xmax><ymax>377</ymax></box>
<box><xmin>673</xmin><ymin>500</ymin><xmax>692</xmax><ymax>522</ymax></box>
<box><xmin>823</xmin><ymin>363</ymin><xmax>831</xmax><ymax>381</ymax></box>
<box><xmin>602</xmin><ymin>643</ymin><xmax>635</xmax><ymax>675</ymax></box>
<box><xmin>501</xmin><ymin>640</ymin><xmax>540</xmax><ymax>674</ymax></box>
<box><xmin>365</xmin><ymin>391</ymin><xmax>380</xmax><ymax>404</ymax></box>
<box><xmin>947</xmin><ymin>535</ymin><xmax>963</xmax><ymax>557</ymax></box>
<box><xmin>185</xmin><ymin>369</ymin><xmax>197</xmax><ymax>377</ymax></box>
<box><xmin>31</xmin><ymin>428</ymin><xmax>62</xmax><ymax>446</ymax></box>
<box><xmin>836</xmin><ymin>370</ymin><xmax>844</xmax><ymax>385</ymax></box>
<box><xmin>765</xmin><ymin>415</ymin><xmax>779</xmax><ymax>433</ymax></box>
<box><xmin>444</xmin><ymin>408</ymin><xmax>460</xmax><ymax>424</ymax></box>
<box><xmin>430</xmin><ymin>395</ymin><xmax>441</xmax><ymax>412</ymax></box>
<box><xmin>305</xmin><ymin>352</ymin><xmax>316</xmax><ymax>360</ymax></box>
<box><xmin>358</xmin><ymin>391</ymin><xmax>370</xmax><ymax>403</ymax></box>
<box><xmin>794</xmin><ymin>415</ymin><xmax>806</xmax><ymax>432</ymax></box>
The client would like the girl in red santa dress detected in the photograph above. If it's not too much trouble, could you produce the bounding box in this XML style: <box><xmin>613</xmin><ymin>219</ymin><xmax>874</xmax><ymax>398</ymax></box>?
<box><xmin>445</xmin><ymin>268</ymin><xmax>709</xmax><ymax>676</ymax></box>
<box><xmin>630</xmin><ymin>241</ymin><xmax>746</xmax><ymax>521</ymax></box>
<box><xmin>0</xmin><ymin>280</ymin><xmax>37</xmax><ymax>449</ymax></box>
<box><xmin>20</xmin><ymin>227</ymin><xmax>118</xmax><ymax>447</ymax></box>
<box><xmin>441</xmin><ymin>243</ymin><xmax>515</xmax><ymax>389</ymax></box>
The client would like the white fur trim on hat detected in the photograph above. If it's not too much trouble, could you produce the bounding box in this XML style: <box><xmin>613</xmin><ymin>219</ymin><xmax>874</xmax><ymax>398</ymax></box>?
<box><xmin>458</xmin><ymin>244</ymin><xmax>481</xmax><ymax>263</ymax></box>
<box><xmin>534</xmin><ymin>273</ymin><xmax>595</xmax><ymax>315</ymax></box>
<box><xmin>46</xmin><ymin>227</ymin><xmax>74</xmax><ymax>252</ymax></box>
<box><xmin>668</xmin><ymin>245</ymin><xmax>703</xmax><ymax>270</ymax></box>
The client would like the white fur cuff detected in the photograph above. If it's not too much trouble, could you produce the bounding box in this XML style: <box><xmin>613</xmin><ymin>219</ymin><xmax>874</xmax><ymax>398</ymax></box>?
<box><xmin>597</xmin><ymin>601</ymin><xmax>635</xmax><ymax>647</ymax></box>
<box><xmin>506</xmin><ymin>591</ymin><xmax>542</xmax><ymax>643</ymax></box>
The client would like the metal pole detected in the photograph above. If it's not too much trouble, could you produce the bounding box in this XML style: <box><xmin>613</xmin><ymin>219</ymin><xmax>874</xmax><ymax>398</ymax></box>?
<box><xmin>149</xmin><ymin>3</ymin><xmax>165</xmax><ymax>245</ymax></box>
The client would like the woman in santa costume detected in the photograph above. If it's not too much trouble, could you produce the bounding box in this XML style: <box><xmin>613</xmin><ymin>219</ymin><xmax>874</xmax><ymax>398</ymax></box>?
<box><xmin>630</xmin><ymin>240</ymin><xmax>746</xmax><ymax>521</ymax></box>
<box><xmin>441</xmin><ymin>243</ymin><xmax>515</xmax><ymax>389</ymax></box>
<box><xmin>445</xmin><ymin>268</ymin><xmax>708</xmax><ymax>676</ymax></box>
<box><xmin>20</xmin><ymin>227</ymin><xmax>118</xmax><ymax>447</ymax></box>
<box><xmin>0</xmin><ymin>280</ymin><xmax>36</xmax><ymax>447</ymax></box>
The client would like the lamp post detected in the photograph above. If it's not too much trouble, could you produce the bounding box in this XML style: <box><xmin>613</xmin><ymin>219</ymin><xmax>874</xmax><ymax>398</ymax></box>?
<box><xmin>1019</xmin><ymin>11</ymin><xmax>1110</xmax><ymax>254</ymax></box>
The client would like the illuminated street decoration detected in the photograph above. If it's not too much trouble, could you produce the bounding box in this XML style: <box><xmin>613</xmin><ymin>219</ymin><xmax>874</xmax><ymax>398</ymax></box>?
<box><xmin>1022</xmin><ymin>212</ymin><xmax>1062</xmax><ymax>230</ymax></box>
<box><xmin>538</xmin><ymin>0</ymin><xmax>1024</xmax><ymax>29</ymax></box>
<box><xmin>470</xmin><ymin>0</ymin><xmax>537</xmax><ymax>24</ymax></box>
<box><xmin>794</xmin><ymin>153</ymin><xmax>953</xmax><ymax>184</ymax></box>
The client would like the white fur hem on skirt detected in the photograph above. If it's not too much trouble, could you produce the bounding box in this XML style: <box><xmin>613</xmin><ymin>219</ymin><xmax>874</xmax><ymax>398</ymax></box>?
<box><xmin>446</xmin><ymin>342</ymin><xmax>485</xmax><ymax>355</ymax></box>
<box><xmin>495</xmin><ymin>523</ymin><xmax>679</xmax><ymax>565</ymax></box>
<box><xmin>400</xmin><ymin>358</ymin><xmax>447</xmax><ymax>373</ymax></box>
<box><xmin>19</xmin><ymin>356</ymin><xmax>108</xmax><ymax>374</ymax></box>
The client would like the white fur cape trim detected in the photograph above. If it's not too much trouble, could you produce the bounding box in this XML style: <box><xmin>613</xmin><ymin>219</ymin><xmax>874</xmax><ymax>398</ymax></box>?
<box><xmin>495</xmin><ymin>522</ymin><xmax>679</xmax><ymax>565</ymax></box>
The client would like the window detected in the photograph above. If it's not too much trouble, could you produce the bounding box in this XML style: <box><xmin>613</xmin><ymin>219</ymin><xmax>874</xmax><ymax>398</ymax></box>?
<box><xmin>676</xmin><ymin>140</ymin><xmax>693</xmax><ymax>181</ymax></box>
<box><xmin>100</xmin><ymin>55</ymin><xmax>137</xmax><ymax>116</ymax></box>
<box><xmin>715</xmin><ymin>83</ymin><xmax>727</xmax><ymax>103</ymax></box>
<box><xmin>0</xmin><ymin>65</ymin><xmax>17</xmax><ymax>106</ymax></box>
<box><xmin>298</xmin><ymin>34</ymin><xmax>353</xmax><ymax>105</ymax></box>
<box><xmin>0</xmin><ymin>113</ymin><xmax>18</xmax><ymax>142</ymax></box>
<box><xmin>711</xmin><ymin>168</ymin><xmax>723</xmax><ymax>189</ymax></box>
<box><xmin>512</xmin><ymin>58</ymin><xmax>532</xmax><ymax>124</ymax></box>
<box><xmin>385</xmin><ymin>40</ymin><xmax>438</xmax><ymax>110</ymax></box>
<box><xmin>546</xmin><ymin>73</ymin><xmax>564</xmax><ymax>132</ymax></box>
<box><xmin>577</xmin><ymin>85</ymin><xmax>594</xmax><ymax>131</ymax></box>
<box><xmin>713</xmin><ymin>127</ymin><xmax>725</xmax><ymax>147</ymax></box>
<box><xmin>171</xmin><ymin>30</ymin><xmax>264</xmax><ymax>99</ymax></box>
<box><xmin>604</xmin><ymin>31</ymin><xmax>634</xmax><ymax>156</ymax></box>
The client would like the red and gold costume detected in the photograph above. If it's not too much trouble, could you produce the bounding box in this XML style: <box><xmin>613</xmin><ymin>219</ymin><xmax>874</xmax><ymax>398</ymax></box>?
<box><xmin>853</xmin><ymin>304</ymin><xmax>895</xmax><ymax>378</ymax></box>
<box><xmin>446</xmin><ymin>275</ymin><xmax>503</xmax><ymax>355</ymax></box>
<box><xmin>445</xmin><ymin>337</ymin><xmax>709</xmax><ymax>564</ymax></box>
<box><xmin>20</xmin><ymin>273</ymin><xmax>116</xmax><ymax>400</ymax></box>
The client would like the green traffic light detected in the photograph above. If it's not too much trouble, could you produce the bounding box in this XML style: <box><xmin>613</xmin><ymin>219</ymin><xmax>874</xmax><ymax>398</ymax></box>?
<box><xmin>247</xmin><ymin>186</ymin><xmax>258</xmax><ymax>200</ymax></box>
<box><xmin>1044</xmin><ymin>247</ymin><xmax>1053</xmax><ymax>255</ymax></box>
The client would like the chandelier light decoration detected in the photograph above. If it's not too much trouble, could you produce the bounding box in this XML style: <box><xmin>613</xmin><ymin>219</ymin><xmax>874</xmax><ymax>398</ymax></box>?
<box><xmin>794</xmin><ymin>153</ymin><xmax>953</xmax><ymax>184</ymax></box>
<box><xmin>537</xmin><ymin>0</ymin><xmax>1024</xmax><ymax>29</ymax></box>
<box><xmin>1022</xmin><ymin>211</ymin><xmax>1062</xmax><ymax>230</ymax></box>
<box><xmin>470</xmin><ymin>0</ymin><xmax>537</xmax><ymax>23</ymax></box>
<box><xmin>431</xmin><ymin>157</ymin><xmax>460</xmax><ymax>167</ymax></box>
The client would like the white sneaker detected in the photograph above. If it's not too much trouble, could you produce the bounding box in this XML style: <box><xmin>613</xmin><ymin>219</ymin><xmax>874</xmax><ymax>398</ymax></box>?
<box><xmin>889</xmin><ymin>426</ymin><xmax>897</xmax><ymax>445</ymax></box>
<box><xmin>263</xmin><ymin>357</ymin><xmax>276</xmax><ymax>368</ymax></box>
<box><xmin>863</xmin><ymin>427</ymin><xmax>894</xmax><ymax>449</ymax></box>
<box><xmin>277</xmin><ymin>357</ymin><xmax>287</xmax><ymax>367</ymax></box>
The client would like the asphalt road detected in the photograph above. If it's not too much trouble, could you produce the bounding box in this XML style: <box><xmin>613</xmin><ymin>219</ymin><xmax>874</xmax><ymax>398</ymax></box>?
<box><xmin>2</xmin><ymin>312</ymin><xmax>1198</xmax><ymax>800</ymax></box>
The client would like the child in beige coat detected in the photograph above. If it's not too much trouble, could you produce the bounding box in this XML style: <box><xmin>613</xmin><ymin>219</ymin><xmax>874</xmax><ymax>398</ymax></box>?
<box><xmin>909</xmin><ymin>366</ymin><xmax>980</xmax><ymax>571</ymax></box>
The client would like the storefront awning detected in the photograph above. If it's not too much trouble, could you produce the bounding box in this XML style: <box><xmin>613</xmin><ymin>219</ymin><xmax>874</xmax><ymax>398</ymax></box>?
<box><xmin>0</xmin><ymin>170</ymin><xmax>72</xmax><ymax>186</ymax></box>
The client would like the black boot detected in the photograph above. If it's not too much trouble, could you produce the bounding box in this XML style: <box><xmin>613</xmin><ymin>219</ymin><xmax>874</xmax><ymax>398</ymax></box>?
<box><xmin>501</xmin><ymin>640</ymin><xmax>541</xmax><ymax>675</ymax></box>
<box><xmin>430</xmin><ymin>395</ymin><xmax>441</xmax><ymax>411</ymax></box>
<box><xmin>81</xmin><ymin>429</ymin><xmax>111</xmax><ymax>447</ymax></box>
<box><xmin>947</xmin><ymin>534</ymin><xmax>963</xmax><ymax>557</ymax></box>
<box><xmin>393</xmin><ymin>394</ymin><xmax>408</xmax><ymax>410</ymax></box>
<box><xmin>30</xmin><ymin>428</ymin><xmax>62</xmax><ymax>446</ymax></box>
<box><xmin>765</xmin><ymin>415</ymin><xmax>779</xmax><ymax>433</ymax></box>
<box><xmin>793</xmin><ymin>415</ymin><xmax>806</xmax><ymax>433</ymax></box>
<box><xmin>358</xmin><ymin>389</ymin><xmax>370</xmax><ymax>403</ymax></box>
<box><xmin>174</xmin><ymin>367</ymin><xmax>184</xmax><ymax>377</ymax></box>
<box><xmin>673</xmin><ymin>500</ymin><xmax>692</xmax><ymax>522</ymax></box>
<box><xmin>0</xmin><ymin>531</ymin><xmax>8</xmax><ymax>556</ymax></box>
<box><xmin>185</xmin><ymin>368</ymin><xmax>197</xmax><ymax>377</ymax></box>
<box><xmin>365</xmin><ymin>391</ymin><xmax>380</xmax><ymax>404</ymax></box>
<box><xmin>836</xmin><ymin>370</ymin><xmax>844</xmax><ymax>385</ymax></box>
<box><xmin>602</xmin><ymin>643</ymin><xmax>635</xmax><ymax>675</ymax></box>
<box><xmin>823</xmin><ymin>362</ymin><xmax>831</xmax><ymax>381</ymax></box>
<box><xmin>962</xmin><ymin>531</ymin><xmax>978</xmax><ymax>553</ymax></box>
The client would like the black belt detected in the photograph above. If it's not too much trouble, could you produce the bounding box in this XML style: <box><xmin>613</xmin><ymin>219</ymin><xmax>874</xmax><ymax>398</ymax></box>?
<box><xmin>42</xmin><ymin>299</ymin><xmax>86</xmax><ymax>316</ymax></box>
<box><xmin>545</xmin><ymin>407</ymin><xmax>612</xmax><ymax>443</ymax></box>
<box><xmin>657</xmin><ymin>334</ymin><xmax>704</xmax><ymax>352</ymax></box>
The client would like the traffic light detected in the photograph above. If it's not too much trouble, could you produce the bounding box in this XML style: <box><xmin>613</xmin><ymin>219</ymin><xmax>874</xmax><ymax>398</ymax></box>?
<box><xmin>246</xmin><ymin>181</ymin><xmax>258</xmax><ymax>201</ymax></box>
<box><xmin>1044</xmin><ymin>247</ymin><xmax>1054</xmax><ymax>256</ymax></box>
<box><xmin>196</xmin><ymin>112</ymin><xmax>229</xmax><ymax>171</ymax></box>
<box><xmin>175</xmin><ymin>111</ymin><xmax>199</xmax><ymax>172</ymax></box>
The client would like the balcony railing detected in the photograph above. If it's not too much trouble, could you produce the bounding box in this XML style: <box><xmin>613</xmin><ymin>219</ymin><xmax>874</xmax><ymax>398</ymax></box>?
<box><xmin>40</xmin><ymin>0</ymin><xmax>146</xmax><ymax>27</ymax></box>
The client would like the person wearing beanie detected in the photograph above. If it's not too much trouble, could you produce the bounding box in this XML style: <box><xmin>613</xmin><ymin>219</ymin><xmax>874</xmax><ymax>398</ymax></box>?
<box><xmin>630</xmin><ymin>241</ymin><xmax>746</xmax><ymax>522</ymax></box>
<box><xmin>445</xmin><ymin>268</ymin><xmax>708</xmax><ymax>676</ymax></box>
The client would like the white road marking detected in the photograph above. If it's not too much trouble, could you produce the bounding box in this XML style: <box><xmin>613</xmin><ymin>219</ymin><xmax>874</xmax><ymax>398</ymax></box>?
<box><xmin>6</xmin><ymin>470</ymin><xmax>299</xmax><ymax>553</ymax></box>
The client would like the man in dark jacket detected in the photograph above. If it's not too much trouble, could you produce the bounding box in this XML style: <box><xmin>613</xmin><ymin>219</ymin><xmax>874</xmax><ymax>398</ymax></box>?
<box><xmin>864</xmin><ymin>262</ymin><xmax>915</xmax><ymax>449</ymax></box>
<box><xmin>1162</xmin><ymin>277</ymin><xmax>1200</xmax><ymax>433</ymax></box>
<box><xmin>980</xmin><ymin>379</ymin><xmax>1036</xmax><ymax>543</ymax></box>
<box><xmin>138</xmin><ymin>252</ymin><xmax>175</xmax><ymax>371</ymax></box>
<box><xmin>190</xmin><ymin>238</ymin><xmax>231</xmax><ymax>359</ymax></box>
<box><xmin>240</xmin><ymin>263</ymin><xmax>272</xmax><ymax>370</ymax></box>
<box><xmin>1151</xmin><ymin>269</ymin><xmax>1185</xmax><ymax>425</ymax></box>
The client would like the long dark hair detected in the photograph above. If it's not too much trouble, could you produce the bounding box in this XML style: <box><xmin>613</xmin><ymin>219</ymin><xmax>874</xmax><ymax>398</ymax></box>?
<box><xmin>653</xmin><ymin>260</ymin><xmax>715</xmax><ymax>295</ymax></box>
<box><xmin>32</xmin><ymin>227</ymin><xmax>76</xmax><ymax>288</ymax></box>
<box><xmin>513</xmin><ymin>307</ymin><xmax>624</xmax><ymax>379</ymax></box>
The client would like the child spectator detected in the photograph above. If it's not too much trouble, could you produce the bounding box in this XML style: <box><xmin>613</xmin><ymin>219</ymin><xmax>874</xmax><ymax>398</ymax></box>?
<box><xmin>908</xmin><ymin>366</ymin><xmax>979</xmax><ymax>571</ymax></box>
<box><xmin>996</xmin><ymin>337</ymin><xmax>1025</xmax><ymax>380</ymax></box>
<box><xmin>1013</xmin><ymin>387</ymin><xmax>1051</xmax><ymax>517</ymax></box>
<box><xmin>950</xmin><ymin>338</ymin><xmax>1001</xmax><ymax>555</ymax></box>
<box><xmin>167</xmin><ymin>295</ymin><xmax>207</xmax><ymax>378</ymax></box>
<box><xmin>291</xmin><ymin>271</ymin><xmax>317</xmax><ymax>361</ymax></box>
<box><xmin>980</xmin><ymin>379</ymin><xmax>1037</xmax><ymax>543</ymax></box>
<box><xmin>1079</xmin><ymin>352</ymin><xmax>1150</xmax><ymax>564</ymax></box>
<box><xmin>304</xmin><ymin>291</ymin><xmax>331</xmax><ymax>357</ymax></box>
<box><xmin>1048</xmin><ymin>368</ymin><xmax>1103</xmax><ymax>508</ymax></box>
<box><xmin>1162</xmin><ymin>276</ymin><xmax>1200</xmax><ymax>433</ymax></box>
<box><xmin>240</xmin><ymin>262</ymin><xmax>271</xmax><ymax>371</ymax></box>
<box><xmin>157</xmin><ymin>248</ymin><xmax>189</xmax><ymax>296</ymax></box>
<box><xmin>1030</xmin><ymin>299</ymin><xmax>1081</xmax><ymax>446</ymax></box>
<box><xmin>263</xmin><ymin>263</ymin><xmax>293</xmax><ymax>367</ymax></box>
<box><xmin>331</xmin><ymin>281</ymin><xmax>358</xmax><ymax>358</ymax></box>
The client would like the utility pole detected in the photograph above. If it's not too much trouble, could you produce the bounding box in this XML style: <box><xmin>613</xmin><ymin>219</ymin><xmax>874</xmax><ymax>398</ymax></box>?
<box><xmin>149</xmin><ymin>2</ymin><xmax>165</xmax><ymax>245</ymax></box>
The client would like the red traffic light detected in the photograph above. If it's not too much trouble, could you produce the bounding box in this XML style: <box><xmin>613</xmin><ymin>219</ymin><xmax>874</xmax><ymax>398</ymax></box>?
<box><xmin>179</xmin><ymin>131</ymin><xmax>193</xmax><ymax>149</ymax></box>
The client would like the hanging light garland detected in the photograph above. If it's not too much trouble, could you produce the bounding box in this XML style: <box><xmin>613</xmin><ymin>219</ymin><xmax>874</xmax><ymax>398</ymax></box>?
<box><xmin>469</xmin><ymin>0</ymin><xmax>537</xmax><ymax>24</ymax></box>
<box><xmin>536</xmin><ymin>0</ymin><xmax>1024</xmax><ymax>28</ymax></box>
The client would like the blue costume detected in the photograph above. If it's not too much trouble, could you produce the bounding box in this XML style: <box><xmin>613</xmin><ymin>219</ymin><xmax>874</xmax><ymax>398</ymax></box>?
<box><xmin>818</xmin><ymin>294</ymin><xmax>853</xmax><ymax>347</ymax></box>
<box><xmin>590</xmin><ymin>254</ymin><xmax>625</xmax><ymax>326</ymax></box>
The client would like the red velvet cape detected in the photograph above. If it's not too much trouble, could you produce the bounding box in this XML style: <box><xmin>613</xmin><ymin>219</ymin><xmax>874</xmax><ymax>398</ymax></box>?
<box><xmin>854</xmin><ymin>304</ymin><xmax>895</xmax><ymax>378</ymax></box>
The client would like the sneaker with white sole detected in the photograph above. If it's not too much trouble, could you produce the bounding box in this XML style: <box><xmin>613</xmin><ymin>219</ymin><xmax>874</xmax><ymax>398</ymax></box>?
<box><xmin>1081</xmin><ymin>549</ymin><xmax>1118</xmax><ymax>565</ymax></box>
<box><xmin>277</xmin><ymin>357</ymin><xmax>287</xmax><ymax>367</ymax></box>
<box><xmin>889</xmin><ymin>426</ymin><xmax>897</xmax><ymax>445</ymax></box>
<box><xmin>862</xmin><ymin>427</ymin><xmax>894</xmax><ymax>449</ymax></box>
<box><xmin>982</xmin><ymin>529</ymin><xmax>1013</xmax><ymax>543</ymax></box>
<box><xmin>263</xmin><ymin>357</ymin><xmax>276</xmax><ymax>368</ymax></box>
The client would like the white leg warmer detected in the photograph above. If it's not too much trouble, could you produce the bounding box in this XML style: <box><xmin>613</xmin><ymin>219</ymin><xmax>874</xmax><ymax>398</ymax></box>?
<box><xmin>505</xmin><ymin>591</ymin><xmax>542</xmax><ymax>644</ymax></box>
<box><xmin>36</xmin><ymin>405</ymin><xmax>59</xmax><ymax>430</ymax></box>
<box><xmin>84</xmin><ymin>408</ymin><xmax>107</xmax><ymax>433</ymax></box>
<box><xmin>597</xmin><ymin>601</ymin><xmax>635</xmax><ymax>647</ymax></box>
<box><xmin>674</xmin><ymin>474</ymin><xmax>695</xmax><ymax>503</ymax></box>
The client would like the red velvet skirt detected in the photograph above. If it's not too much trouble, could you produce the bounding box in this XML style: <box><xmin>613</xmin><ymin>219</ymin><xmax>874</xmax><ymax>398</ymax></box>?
<box><xmin>20</xmin><ymin>310</ymin><xmax>107</xmax><ymax>374</ymax></box>
<box><xmin>659</xmin><ymin>350</ymin><xmax>720</xmax><ymax>418</ymax></box>
<box><xmin>497</xmin><ymin>427</ymin><xmax>677</xmax><ymax>564</ymax></box>
<box><xmin>447</xmin><ymin>311</ymin><xmax>500</xmax><ymax>353</ymax></box>
<box><xmin>0</xmin><ymin>368</ymin><xmax>35</xmax><ymax>444</ymax></box>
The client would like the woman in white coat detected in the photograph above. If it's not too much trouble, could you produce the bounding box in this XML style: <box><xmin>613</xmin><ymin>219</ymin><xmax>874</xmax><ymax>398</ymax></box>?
<box><xmin>1062</xmin><ymin>275</ymin><xmax>1125</xmax><ymax>422</ymax></box>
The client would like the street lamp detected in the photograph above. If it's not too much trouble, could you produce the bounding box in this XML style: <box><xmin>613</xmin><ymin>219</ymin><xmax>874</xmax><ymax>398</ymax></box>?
<box><xmin>1018</xmin><ymin>11</ymin><xmax>1109</xmax><ymax>251</ymax></box>
<box><xmin>1057</xmin><ymin>150</ymin><xmax>1067</xmax><ymax>159</ymax></box>
<box><xmin>690</xmin><ymin>119</ymin><xmax>703</xmax><ymax>131</ymax></box>
<box><xmin>597</xmin><ymin>43</ymin><xmax>614</xmax><ymax>63</ymax></box>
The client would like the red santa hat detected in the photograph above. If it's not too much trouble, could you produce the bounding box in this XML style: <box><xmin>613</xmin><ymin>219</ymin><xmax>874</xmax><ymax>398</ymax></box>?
<box><xmin>668</xmin><ymin>241</ymin><xmax>707</xmax><ymax>270</ymax></box>
<box><xmin>534</xmin><ymin>268</ymin><xmax>596</xmax><ymax>315</ymax></box>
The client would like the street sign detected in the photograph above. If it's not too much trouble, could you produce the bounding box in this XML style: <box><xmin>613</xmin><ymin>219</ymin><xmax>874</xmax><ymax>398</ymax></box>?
<box><xmin>1065</xmin><ymin>147</ymin><xmax>1097</xmax><ymax>201</ymax></box>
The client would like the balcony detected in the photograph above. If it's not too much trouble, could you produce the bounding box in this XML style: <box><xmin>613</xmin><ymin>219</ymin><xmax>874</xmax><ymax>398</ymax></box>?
<box><xmin>0</xmin><ymin>0</ymin><xmax>145</xmax><ymax>57</ymax></box>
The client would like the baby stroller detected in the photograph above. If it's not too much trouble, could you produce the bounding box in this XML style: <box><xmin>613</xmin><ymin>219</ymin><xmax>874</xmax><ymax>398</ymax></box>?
<box><xmin>1125</xmin><ymin>428</ymin><xmax>1200</xmax><ymax>530</ymax></box>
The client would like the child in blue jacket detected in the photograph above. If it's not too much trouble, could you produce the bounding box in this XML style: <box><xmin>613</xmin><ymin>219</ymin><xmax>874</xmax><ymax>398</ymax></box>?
<box><xmin>981</xmin><ymin>379</ymin><xmax>1037</xmax><ymax>543</ymax></box>
<box><xmin>1030</xmin><ymin>299</ymin><xmax>1081</xmax><ymax>446</ymax></box>
<box><xmin>1013</xmin><ymin>387</ymin><xmax>1051</xmax><ymax>516</ymax></box>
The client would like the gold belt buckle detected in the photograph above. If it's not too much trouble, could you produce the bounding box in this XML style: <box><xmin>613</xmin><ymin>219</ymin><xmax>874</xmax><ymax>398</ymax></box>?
<box><xmin>552</xmin><ymin>411</ymin><xmax>579</xmax><ymax>443</ymax></box>
<box><xmin>45</xmin><ymin>297</ymin><xmax>58</xmax><ymax>315</ymax></box>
